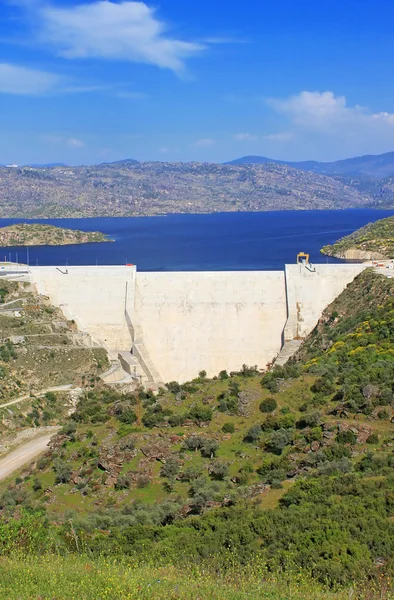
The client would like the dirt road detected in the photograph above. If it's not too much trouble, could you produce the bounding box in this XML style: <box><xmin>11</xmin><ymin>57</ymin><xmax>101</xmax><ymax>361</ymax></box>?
<box><xmin>0</xmin><ymin>384</ymin><xmax>73</xmax><ymax>410</ymax></box>
<box><xmin>0</xmin><ymin>432</ymin><xmax>55</xmax><ymax>482</ymax></box>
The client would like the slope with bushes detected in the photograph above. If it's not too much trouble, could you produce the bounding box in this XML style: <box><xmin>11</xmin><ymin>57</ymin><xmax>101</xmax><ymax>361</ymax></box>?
<box><xmin>0</xmin><ymin>270</ymin><xmax>394</xmax><ymax>597</ymax></box>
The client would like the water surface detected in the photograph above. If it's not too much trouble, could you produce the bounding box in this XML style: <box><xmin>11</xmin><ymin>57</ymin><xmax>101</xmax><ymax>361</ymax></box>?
<box><xmin>0</xmin><ymin>210</ymin><xmax>392</xmax><ymax>271</ymax></box>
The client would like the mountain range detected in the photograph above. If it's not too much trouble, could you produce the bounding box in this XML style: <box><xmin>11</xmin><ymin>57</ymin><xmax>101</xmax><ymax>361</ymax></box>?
<box><xmin>1</xmin><ymin>151</ymin><xmax>394</xmax><ymax>218</ymax></box>
<box><xmin>226</xmin><ymin>150</ymin><xmax>394</xmax><ymax>179</ymax></box>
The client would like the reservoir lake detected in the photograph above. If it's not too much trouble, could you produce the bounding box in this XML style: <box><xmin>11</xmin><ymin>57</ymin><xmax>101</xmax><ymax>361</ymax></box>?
<box><xmin>1</xmin><ymin>209</ymin><xmax>393</xmax><ymax>271</ymax></box>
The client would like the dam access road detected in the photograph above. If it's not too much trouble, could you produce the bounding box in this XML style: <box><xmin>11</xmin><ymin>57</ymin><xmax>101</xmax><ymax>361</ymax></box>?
<box><xmin>10</xmin><ymin>261</ymin><xmax>367</xmax><ymax>387</ymax></box>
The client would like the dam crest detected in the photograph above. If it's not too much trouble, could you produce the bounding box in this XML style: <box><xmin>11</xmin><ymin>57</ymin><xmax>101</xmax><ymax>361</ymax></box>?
<box><xmin>24</xmin><ymin>263</ymin><xmax>366</xmax><ymax>387</ymax></box>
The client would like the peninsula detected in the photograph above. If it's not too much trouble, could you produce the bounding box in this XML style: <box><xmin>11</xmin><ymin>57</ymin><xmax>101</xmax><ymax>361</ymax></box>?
<box><xmin>321</xmin><ymin>215</ymin><xmax>394</xmax><ymax>259</ymax></box>
<box><xmin>0</xmin><ymin>223</ymin><xmax>112</xmax><ymax>246</ymax></box>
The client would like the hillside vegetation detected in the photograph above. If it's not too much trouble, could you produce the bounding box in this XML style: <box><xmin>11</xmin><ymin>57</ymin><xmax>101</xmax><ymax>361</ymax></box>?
<box><xmin>0</xmin><ymin>279</ymin><xmax>108</xmax><ymax>449</ymax></box>
<box><xmin>0</xmin><ymin>162</ymin><xmax>368</xmax><ymax>217</ymax></box>
<box><xmin>321</xmin><ymin>215</ymin><xmax>394</xmax><ymax>259</ymax></box>
<box><xmin>0</xmin><ymin>223</ymin><xmax>111</xmax><ymax>246</ymax></box>
<box><xmin>0</xmin><ymin>270</ymin><xmax>394</xmax><ymax>597</ymax></box>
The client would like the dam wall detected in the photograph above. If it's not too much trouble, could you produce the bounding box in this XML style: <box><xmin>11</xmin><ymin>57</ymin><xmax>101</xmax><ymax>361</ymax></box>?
<box><xmin>29</xmin><ymin>263</ymin><xmax>368</xmax><ymax>384</ymax></box>
<box><xmin>284</xmin><ymin>263</ymin><xmax>367</xmax><ymax>340</ymax></box>
<box><xmin>31</xmin><ymin>266</ymin><xmax>137</xmax><ymax>356</ymax></box>
<box><xmin>134</xmin><ymin>271</ymin><xmax>287</xmax><ymax>383</ymax></box>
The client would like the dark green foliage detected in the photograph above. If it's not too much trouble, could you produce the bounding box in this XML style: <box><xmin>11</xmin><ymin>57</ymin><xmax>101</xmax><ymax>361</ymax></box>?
<box><xmin>244</xmin><ymin>424</ymin><xmax>262</xmax><ymax>443</ymax></box>
<box><xmin>259</xmin><ymin>397</ymin><xmax>278</xmax><ymax>413</ymax></box>
<box><xmin>53</xmin><ymin>460</ymin><xmax>71</xmax><ymax>484</ymax></box>
<box><xmin>0</xmin><ymin>341</ymin><xmax>17</xmax><ymax>362</ymax></box>
<box><xmin>160</xmin><ymin>458</ymin><xmax>180</xmax><ymax>479</ymax></box>
<box><xmin>218</xmin><ymin>370</ymin><xmax>229</xmax><ymax>380</ymax></box>
<box><xmin>188</xmin><ymin>404</ymin><xmax>213</xmax><ymax>422</ymax></box>
<box><xmin>311</xmin><ymin>375</ymin><xmax>335</xmax><ymax>396</ymax></box>
<box><xmin>200</xmin><ymin>439</ymin><xmax>219</xmax><ymax>458</ymax></box>
<box><xmin>118</xmin><ymin>409</ymin><xmax>137</xmax><ymax>425</ymax></box>
<box><xmin>366</xmin><ymin>432</ymin><xmax>379</xmax><ymax>444</ymax></box>
<box><xmin>217</xmin><ymin>393</ymin><xmax>238</xmax><ymax>414</ymax></box>
<box><xmin>209</xmin><ymin>461</ymin><xmax>229</xmax><ymax>480</ymax></box>
<box><xmin>336</xmin><ymin>430</ymin><xmax>357</xmax><ymax>445</ymax></box>
<box><xmin>221</xmin><ymin>422</ymin><xmax>235</xmax><ymax>433</ymax></box>
<box><xmin>166</xmin><ymin>381</ymin><xmax>181</xmax><ymax>394</ymax></box>
<box><xmin>266</xmin><ymin>428</ymin><xmax>294</xmax><ymax>454</ymax></box>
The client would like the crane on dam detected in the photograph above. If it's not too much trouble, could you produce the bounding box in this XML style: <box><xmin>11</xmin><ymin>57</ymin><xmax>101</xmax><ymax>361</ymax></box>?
<box><xmin>297</xmin><ymin>252</ymin><xmax>309</xmax><ymax>265</ymax></box>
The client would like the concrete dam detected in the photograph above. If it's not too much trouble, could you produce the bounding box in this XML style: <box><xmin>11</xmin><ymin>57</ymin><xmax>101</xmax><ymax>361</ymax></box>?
<box><xmin>28</xmin><ymin>263</ymin><xmax>367</xmax><ymax>386</ymax></box>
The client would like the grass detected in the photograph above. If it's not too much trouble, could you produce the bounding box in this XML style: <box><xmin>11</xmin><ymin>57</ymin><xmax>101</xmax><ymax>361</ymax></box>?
<box><xmin>0</xmin><ymin>554</ymin><xmax>391</xmax><ymax>600</ymax></box>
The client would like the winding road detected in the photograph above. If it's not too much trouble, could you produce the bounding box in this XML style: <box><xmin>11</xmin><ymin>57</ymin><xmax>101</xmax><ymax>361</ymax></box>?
<box><xmin>0</xmin><ymin>431</ymin><xmax>56</xmax><ymax>482</ymax></box>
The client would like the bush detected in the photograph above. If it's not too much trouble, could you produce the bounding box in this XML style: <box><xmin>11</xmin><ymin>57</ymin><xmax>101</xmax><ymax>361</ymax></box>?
<box><xmin>222</xmin><ymin>422</ymin><xmax>235</xmax><ymax>434</ymax></box>
<box><xmin>377</xmin><ymin>408</ymin><xmax>390</xmax><ymax>419</ymax></box>
<box><xmin>160</xmin><ymin>458</ymin><xmax>180</xmax><ymax>479</ymax></box>
<box><xmin>336</xmin><ymin>430</ymin><xmax>357</xmax><ymax>445</ymax></box>
<box><xmin>244</xmin><ymin>424</ymin><xmax>262</xmax><ymax>443</ymax></box>
<box><xmin>366</xmin><ymin>432</ymin><xmax>379</xmax><ymax>444</ymax></box>
<box><xmin>118</xmin><ymin>409</ymin><xmax>137</xmax><ymax>425</ymax></box>
<box><xmin>219</xmin><ymin>370</ymin><xmax>229</xmax><ymax>380</ymax></box>
<box><xmin>200</xmin><ymin>439</ymin><xmax>219</xmax><ymax>458</ymax></box>
<box><xmin>53</xmin><ymin>460</ymin><xmax>71</xmax><ymax>484</ymax></box>
<box><xmin>266</xmin><ymin>429</ymin><xmax>294</xmax><ymax>455</ymax></box>
<box><xmin>32</xmin><ymin>478</ymin><xmax>42</xmax><ymax>492</ymax></box>
<box><xmin>259</xmin><ymin>397</ymin><xmax>278</xmax><ymax>413</ymax></box>
<box><xmin>189</xmin><ymin>404</ymin><xmax>213</xmax><ymax>422</ymax></box>
<box><xmin>209</xmin><ymin>461</ymin><xmax>229</xmax><ymax>480</ymax></box>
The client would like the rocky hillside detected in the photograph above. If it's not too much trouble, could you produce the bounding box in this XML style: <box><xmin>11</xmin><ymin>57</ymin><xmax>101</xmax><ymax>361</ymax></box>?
<box><xmin>0</xmin><ymin>269</ymin><xmax>393</xmax><ymax>593</ymax></box>
<box><xmin>0</xmin><ymin>223</ymin><xmax>111</xmax><ymax>246</ymax></box>
<box><xmin>0</xmin><ymin>161</ymin><xmax>369</xmax><ymax>217</ymax></box>
<box><xmin>321</xmin><ymin>215</ymin><xmax>394</xmax><ymax>259</ymax></box>
<box><xmin>0</xmin><ymin>279</ymin><xmax>108</xmax><ymax>446</ymax></box>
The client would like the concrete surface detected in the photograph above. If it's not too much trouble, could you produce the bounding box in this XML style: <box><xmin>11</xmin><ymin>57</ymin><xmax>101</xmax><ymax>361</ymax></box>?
<box><xmin>28</xmin><ymin>263</ymin><xmax>368</xmax><ymax>384</ymax></box>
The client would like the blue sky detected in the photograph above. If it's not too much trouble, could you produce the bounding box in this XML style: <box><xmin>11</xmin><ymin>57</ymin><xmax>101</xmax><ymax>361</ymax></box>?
<box><xmin>1</xmin><ymin>0</ymin><xmax>394</xmax><ymax>165</ymax></box>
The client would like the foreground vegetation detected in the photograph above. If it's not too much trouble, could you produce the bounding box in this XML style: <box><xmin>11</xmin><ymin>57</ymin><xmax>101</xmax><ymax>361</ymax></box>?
<box><xmin>1</xmin><ymin>554</ymin><xmax>390</xmax><ymax>600</ymax></box>
<box><xmin>321</xmin><ymin>215</ymin><xmax>394</xmax><ymax>258</ymax></box>
<box><xmin>0</xmin><ymin>223</ymin><xmax>111</xmax><ymax>246</ymax></box>
<box><xmin>0</xmin><ymin>269</ymin><xmax>394</xmax><ymax>597</ymax></box>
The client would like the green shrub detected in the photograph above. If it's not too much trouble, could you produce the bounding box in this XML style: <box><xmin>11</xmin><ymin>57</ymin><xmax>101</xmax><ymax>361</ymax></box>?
<box><xmin>259</xmin><ymin>397</ymin><xmax>278</xmax><ymax>413</ymax></box>
<box><xmin>222</xmin><ymin>422</ymin><xmax>235</xmax><ymax>433</ymax></box>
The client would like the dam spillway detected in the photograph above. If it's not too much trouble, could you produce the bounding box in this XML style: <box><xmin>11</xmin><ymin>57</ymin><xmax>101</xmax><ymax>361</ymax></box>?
<box><xmin>28</xmin><ymin>263</ymin><xmax>367</xmax><ymax>385</ymax></box>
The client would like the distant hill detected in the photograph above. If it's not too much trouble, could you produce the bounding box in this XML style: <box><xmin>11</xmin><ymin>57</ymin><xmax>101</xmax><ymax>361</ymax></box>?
<box><xmin>227</xmin><ymin>151</ymin><xmax>394</xmax><ymax>179</ymax></box>
<box><xmin>0</xmin><ymin>161</ymin><xmax>369</xmax><ymax>218</ymax></box>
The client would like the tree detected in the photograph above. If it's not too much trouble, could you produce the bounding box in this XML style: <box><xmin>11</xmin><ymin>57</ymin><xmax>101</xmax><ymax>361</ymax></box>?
<box><xmin>201</xmin><ymin>439</ymin><xmax>219</xmax><ymax>458</ymax></box>
<box><xmin>189</xmin><ymin>404</ymin><xmax>213</xmax><ymax>422</ymax></box>
<box><xmin>209</xmin><ymin>461</ymin><xmax>229</xmax><ymax>480</ymax></box>
<box><xmin>119</xmin><ymin>409</ymin><xmax>137</xmax><ymax>425</ymax></box>
<box><xmin>160</xmin><ymin>458</ymin><xmax>180</xmax><ymax>479</ymax></box>
<box><xmin>219</xmin><ymin>370</ymin><xmax>229</xmax><ymax>380</ymax></box>
<box><xmin>244</xmin><ymin>424</ymin><xmax>262</xmax><ymax>443</ymax></box>
<box><xmin>266</xmin><ymin>429</ymin><xmax>294</xmax><ymax>455</ymax></box>
<box><xmin>53</xmin><ymin>459</ymin><xmax>71</xmax><ymax>484</ymax></box>
<box><xmin>259</xmin><ymin>397</ymin><xmax>278</xmax><ymax>413</ymax></box>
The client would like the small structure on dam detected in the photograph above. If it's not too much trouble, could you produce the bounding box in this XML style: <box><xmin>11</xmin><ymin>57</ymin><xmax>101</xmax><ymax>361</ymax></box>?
<box><xmin>26</xmin><ymin>262</ymin><xmax>367</xmax><ymax>386</ymax></box>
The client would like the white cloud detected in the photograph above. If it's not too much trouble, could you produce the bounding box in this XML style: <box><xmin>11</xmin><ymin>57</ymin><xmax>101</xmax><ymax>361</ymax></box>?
<box><xmin>67</xmin><ymin>138</ymin><xmax>85</xmax><ymax>148</ymax></box>
<box><xmin>39</xmin><ymin>1</ymin><xmax>205</xmax><ymax>73</ymax></box>
<box><xmin>263</xmin><ymin>132</ymin><xmax>294</xmax><ymax>142</ymax></box>
<box><xmin>234</xmin><ymin>133</ymin><xmax>258</xmax><ymax>141</ymax></box>
<box><xmin>269</xmin><ymin>90</ymin><xmax>394</xmax><ymax>132</ymax></box>
<box><xmin>194</xmin><ymin>138</ymin><xmax>215</xmax><ymax>147</ymax></box>
<box><xmin>43</xmin><ymin>135</ymin><xmax>85</xmax><ymax>149</ymax></box>
<box><xmin>0</xmin><ymin>63</ymin><xmax>61</xmax><ymax>95</ymax></box>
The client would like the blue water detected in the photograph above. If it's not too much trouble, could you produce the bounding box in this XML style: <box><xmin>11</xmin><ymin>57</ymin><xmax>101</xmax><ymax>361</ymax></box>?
<box><xmin>1</xmin><ymin>210</ymin><xmax>393</xmax><ymax>271</ymax></box>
